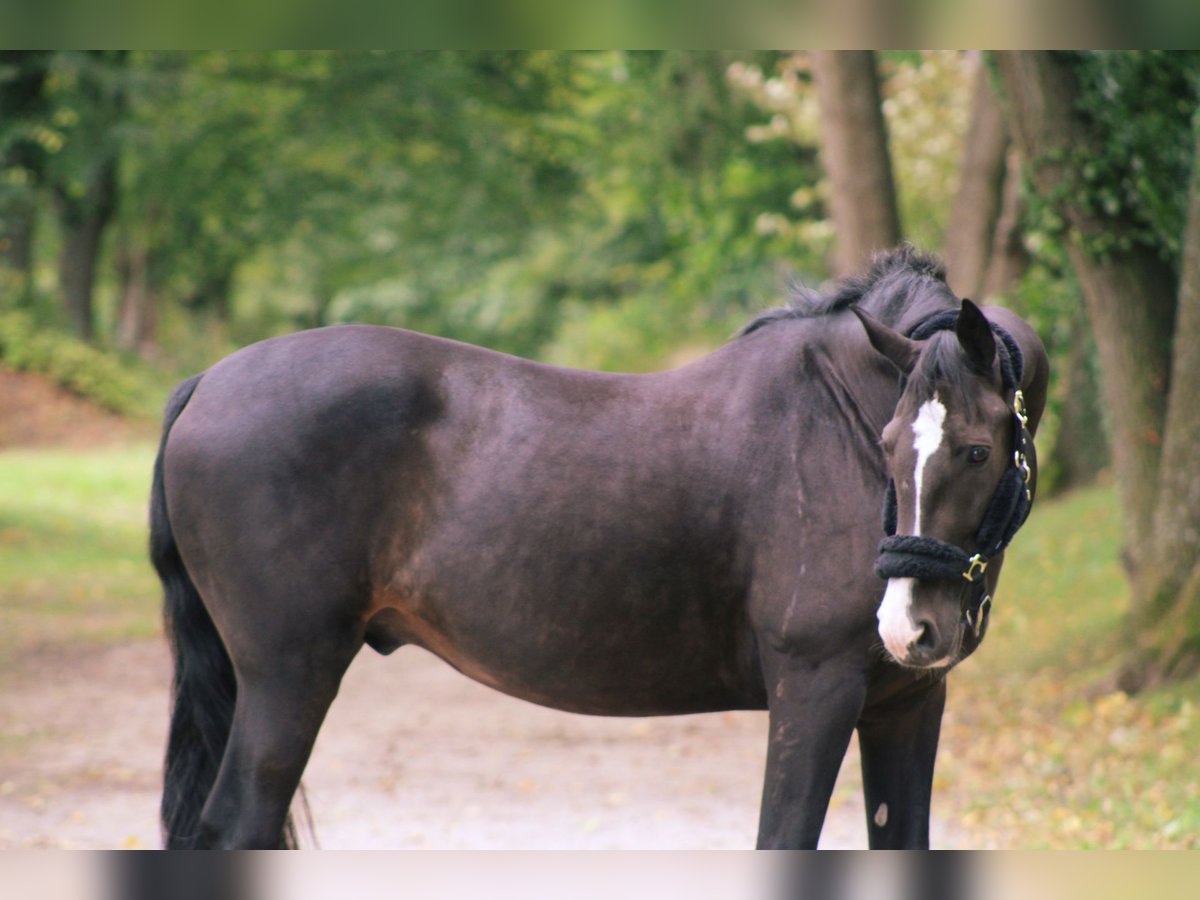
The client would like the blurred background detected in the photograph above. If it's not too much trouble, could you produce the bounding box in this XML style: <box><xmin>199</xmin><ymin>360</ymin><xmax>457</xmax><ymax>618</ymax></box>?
<box><xmin>0</xmin><ymin>51</ymin><xmax>1198</xmax><ymax>851</ymax></box>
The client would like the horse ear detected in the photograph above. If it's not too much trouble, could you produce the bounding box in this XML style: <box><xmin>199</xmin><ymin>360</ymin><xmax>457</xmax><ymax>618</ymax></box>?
<box><xmin>956</xmin><ymin>299</ymin><xmax>995</xmax><ymax>374</ymax></box>
<box><xmin>851</xmin><ymin>305</ymin><xmax>920</xmax><ymax>376</ymax></box>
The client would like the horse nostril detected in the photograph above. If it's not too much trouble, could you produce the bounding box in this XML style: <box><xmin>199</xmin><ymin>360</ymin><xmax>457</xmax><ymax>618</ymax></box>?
<box><xmin>914</xmin><ymin>618</ymin><xmax>939</xmax><ymax>653</ymax></box>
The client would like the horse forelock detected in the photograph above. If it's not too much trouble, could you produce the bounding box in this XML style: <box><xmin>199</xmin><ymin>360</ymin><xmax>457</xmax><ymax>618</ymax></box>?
<box><xmin>736</xmin><ymin>244</ymin><xmax>956</xmax><ymax>338</ymax></box>
<box><xmin>903</xmin><ymin>331</ymin><xmax>1004</xmax><ymax>424</ymax></box>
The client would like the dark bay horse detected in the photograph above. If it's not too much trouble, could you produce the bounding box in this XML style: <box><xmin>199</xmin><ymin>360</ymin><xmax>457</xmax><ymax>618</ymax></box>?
<box><xmin>152</xmin><ymin>247</ymin><xmax>1047</xmax><ymax>849</ymax></box>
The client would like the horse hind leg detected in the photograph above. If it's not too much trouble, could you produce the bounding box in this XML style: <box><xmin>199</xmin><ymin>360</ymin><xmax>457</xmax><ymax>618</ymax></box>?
<box><xmin>198</xmin><ymin>624</ymin><xmax>362</xmax><ymax>849</ymax></box>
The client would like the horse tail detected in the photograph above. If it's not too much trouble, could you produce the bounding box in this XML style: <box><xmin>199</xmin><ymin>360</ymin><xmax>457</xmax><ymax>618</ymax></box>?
<box><xmin>150</xmin><ymin>373</ymin><xmax>283</xmax><ymax>849</ymax></box>
<box><xmin>153</xmin><ymin>374</ymin><xmax>310</xmax><ymax>849</ymax></box>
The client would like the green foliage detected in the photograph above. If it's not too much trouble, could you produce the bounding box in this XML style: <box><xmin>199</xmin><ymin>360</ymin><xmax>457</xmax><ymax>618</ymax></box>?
<box><xmin>882</xmin><ymin>52</ymin><xmax>975</xmax><ymax>251</ymax></box>
<box><xmin>289</xmin><ymin>51</ymin><xmax>805</xmax><ymax>368</ymax></box>
<box><xmin>730</xmin><ymin>52</ymin><xmax>973</xmax><ymax>266</ymax></box>
<box><xmin>1020</xmin><ymin>51</ymin><xmax>1200</xmax><ymax>266</ymax></box>
<box><xmin>56</xmin><ymin>51</ymin><xmax>797</xmax><ymax>370</ymax></box>
<box><xmin>0</xmin><ymin>311</ymin><xmax>144</xmax><ymax>414</ymax></box>
<box><xmin>993</xmin><ymin>51</ymin><xmax>1200</xmax><ymax>496</ymax></box>
<box><xmin>1073</xmin><ymin>51</ymin><xmax>1200</xmax><ymax>263</ymax></box>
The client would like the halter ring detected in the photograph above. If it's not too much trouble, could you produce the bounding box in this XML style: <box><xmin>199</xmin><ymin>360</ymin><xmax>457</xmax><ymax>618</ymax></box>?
<box><xmin>963</xmin><ymin>554</ymin><xmax>988</xmax><ymax>583</ymax></box>
<box><xmin>1012</xmin><ymin>390</ymin><xmax>1028</xmax><ymax>428</ymax></box>
<box><xmin>972</xmin><ymin>594</ymin><xmax>992</xmax><ymax>637</ymax></box>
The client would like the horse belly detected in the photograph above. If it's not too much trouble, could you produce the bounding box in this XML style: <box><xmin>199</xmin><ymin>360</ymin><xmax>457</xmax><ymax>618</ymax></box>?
<box><xmin>365</xmin><ymin>582</ymin><xmax>763</xmax><ymax>717</ymax></box>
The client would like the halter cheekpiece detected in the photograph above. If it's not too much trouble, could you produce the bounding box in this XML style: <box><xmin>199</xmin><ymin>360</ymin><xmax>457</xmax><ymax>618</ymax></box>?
<box><xmin>874</xmin><ymin>308</ymin><xmax>1035</xmax><ymax>638</ymax></box>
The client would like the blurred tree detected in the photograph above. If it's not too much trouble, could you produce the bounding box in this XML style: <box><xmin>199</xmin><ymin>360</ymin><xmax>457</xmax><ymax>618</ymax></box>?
<box><xmin>1047</xmin><ymin>306</ymin><xmax>1109</xmax><ymax>492</ymax></box>
<box><xmin>55</xmin><ymin>51</ymin><xmax>801</xmax><ymax>369</ymax></box>
<box><xmin>45</xmin><ymin>51</ymin><xmax>129</xmax><ymax>340</ymax></box>
<box><xmin>0</xmin><ymin>51</ymin><xmax>50</xmax><ymax>304</ymax></box>
<box><xmin>980</xmin><ymin>147</ymin><xmax>1031</xmax><ymax>299</ymax></box>
<box><xmin>943</xmin><ymin>55</ymin><xmax>1010</xmax><ymax>299</ymax></box>
<box><xmin>997</xmin><ymin>50</ymin><xmax>1200</xmax><ymax>686</ymax></box>
<box><xmin>810</xmin><ymin>51</ymin><xmax>901</xmax><ymax>275</ymax></box>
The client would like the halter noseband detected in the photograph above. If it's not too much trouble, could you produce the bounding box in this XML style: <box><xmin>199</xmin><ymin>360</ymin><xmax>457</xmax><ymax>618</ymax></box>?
<box><xmin>874</xmin><ymin>309</ymin><xmax>1036</xmax><ymax>637</ymax></box>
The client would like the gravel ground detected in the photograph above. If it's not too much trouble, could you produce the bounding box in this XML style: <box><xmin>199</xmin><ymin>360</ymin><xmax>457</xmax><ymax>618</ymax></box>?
<box><xmin>0</xmin><ymin>638</ymin><xmax>962</xmax><ymax>849</ymax></box>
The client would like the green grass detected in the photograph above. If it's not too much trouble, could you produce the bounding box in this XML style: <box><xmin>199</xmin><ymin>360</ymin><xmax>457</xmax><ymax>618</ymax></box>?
<box><xmin>937</xmin><ymin>481</ymin><xmax>1200</xmax><ymax>849</ymax></box>
<box><xmin>0</xmin><ymin>444</ymin><xmax>161</xmax><ymax>675</ymax></box>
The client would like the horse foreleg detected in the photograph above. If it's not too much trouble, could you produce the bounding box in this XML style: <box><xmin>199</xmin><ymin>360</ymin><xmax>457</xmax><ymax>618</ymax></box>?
<box><xmin>857</xmin><ymin>678</ymin><xmax>946</xmax><ymax>849</ymax></box>
<box><xmin>755</xmin><ymin>654</ymin><xmax>866</xmax><ymax>849</ymax></box>
<box><xmin>198</xmin><ymin>636</ymin><xmax>360</xmax><ymax>849</ymax></box>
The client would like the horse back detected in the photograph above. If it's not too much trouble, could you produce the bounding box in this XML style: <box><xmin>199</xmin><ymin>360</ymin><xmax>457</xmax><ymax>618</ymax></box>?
<box><xmin>164</xmin><ymin>325</ymin><xmax>769</xmax><ymax>715</ymax></box>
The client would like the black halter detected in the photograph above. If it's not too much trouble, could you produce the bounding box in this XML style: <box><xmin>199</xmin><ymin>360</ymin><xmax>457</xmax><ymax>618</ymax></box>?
<box><xmin>875</xmin><ymin>309</ymin><xmax>1036</xmax><ymax>637</ymax></box>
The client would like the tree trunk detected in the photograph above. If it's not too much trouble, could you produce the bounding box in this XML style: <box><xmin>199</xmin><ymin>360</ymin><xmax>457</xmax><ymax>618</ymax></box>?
<box><xmin>116</xmin><ymin>230</ymin><xmax>157</xmax><ymax>355</ymax></box>
<box><xmin>1045</xmin><ymin>307</ymin><xmax>1108</xmax><ymax>494</ymax></box>
<box><xmin>51</xmin><ymin>52</ymin><xmax>127</xmax><ymax>341</ymax></box>
<box><xmin>1128</xmin><ymin>126</ymin><xmax>1200</xmax><ymax>685</ymax></box>
<box><xmin>0</xmin><ymin>51</ymin><xmax>50</xmax><ymax>302</ymax></box>
<box><xmin>810</xmin><ymin>51</ymin><xmax>902</xmax><ymax>276</ymax></box>
<box><xmin>0</xmin><ymin>191</ymin><xmax>37</xmax><ymax>291</ymax></box>
<box><xmin>981</xmin><ymin>149</ymin><xmax>1031</xmax><ymax>299</ymax></box>
<box><xmin>55</xmin><ymin>155</ymin><xmax>118</xmax><ymax>341</ymax></box>
<box><xmin>996</xmin><ymin>51</ymin><xmax>1177</xmax><ymax>590</ymax></box>
<box><xmin>187</xmin><ymin>266</ymin><xmax>235</xmax><ymax>321</ymax></box>
<box><xmin>944</xmin><ymin>59</ymin><xmax>1009</xmax><ymax>299</ymax></box>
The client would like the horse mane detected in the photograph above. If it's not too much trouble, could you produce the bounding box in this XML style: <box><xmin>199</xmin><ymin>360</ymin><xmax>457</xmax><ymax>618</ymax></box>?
<box><xmin>737</xmin><ymin>244</ymin><xmax>955</xmax><ymax>338</ymax></box>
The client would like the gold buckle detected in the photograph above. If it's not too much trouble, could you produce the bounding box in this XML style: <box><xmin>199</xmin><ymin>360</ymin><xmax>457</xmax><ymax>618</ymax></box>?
<box><xmin>1013</xmin><ymin>390</ymin><xmax>1028</xmax><ymax>428</ymax></box>
<box><xmin>1014</xmin><ymin>451</ymin><xmax>1032</xmax><ymax>501</ymax></box>
<box><xmin>1014</xmin><ymin>451</ymin><xmax>1031</xmax><ymax>482</ymax></box>
<box><xmin>972</xmin><ymin>594</ymin><xmax>992</xmax><ymax>638</ymax></box>
<box><xmin>963</xmin><ymin>554</ymin><xmax>988</xmax><ymax>583</ymax></box>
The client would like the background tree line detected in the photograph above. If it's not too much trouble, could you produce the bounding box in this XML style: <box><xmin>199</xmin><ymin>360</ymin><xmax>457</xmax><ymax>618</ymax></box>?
<box><xmin>2</xmin><ymin>50</ymin><xmax>1199</xmax><ymax>686</ymax></box>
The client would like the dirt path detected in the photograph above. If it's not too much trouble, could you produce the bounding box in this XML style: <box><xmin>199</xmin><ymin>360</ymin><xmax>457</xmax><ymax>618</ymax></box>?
<box><xmin>0</xmin><ymin>639</ymin><xmax>962</xmax><ymax>849</ymax></box>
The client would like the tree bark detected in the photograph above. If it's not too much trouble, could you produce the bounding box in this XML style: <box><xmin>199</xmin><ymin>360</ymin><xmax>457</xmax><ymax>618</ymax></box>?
<box><xmin>981</xmin><ymin>148</ymin><xmax>1032</xmax><ymax>299</ymax></box>
<box><xmin>0</xmin><ymin>51</ymin><xmax>50</xmax><ymax>300</ymax></box>
<box><xmin>52</xmin><ymin>52</ymin><xmax>127</xmax><ymax>341</ymax></box>
<box><xmin>116</xmin><ymin>229</ymin><xmax>157</xmax><ymax>355</ymax></box>
<box><xmin>1129</xmin><ymin>125</ymin><xmax>1200</xmax><ymax>684</ymax></box>
<box><xmin>810</xmin><ymin>51</ymin><xmax>902</xmax><ymax>276</ymax></box>
<box><xmin>944</xmin><ymin>59</ymin><xmax>1009</xmax><ymax>299</ymax></box>
<box><xmin>0</xmin><ymin>192</ymin><xmax>37</xmax><ymax>288</ymax></box>
<box><xmin>996</xmin><ymin>51</ymin><xmax>1177</xmax><ymax>588</ymax></box>
<box><xmin>55</xmin><ymin>155</ymin><xmax>118</xmax><ymax>341</ymax></box>
<box><xmin>185</xmin><ymin>266</ymin><xmax>235</xmax><ymax>321</ymax></box>
<box><xmin>1045</xmin><ymin>307</ymin><xmax>1108</xmax><ymax>494</ymax></box>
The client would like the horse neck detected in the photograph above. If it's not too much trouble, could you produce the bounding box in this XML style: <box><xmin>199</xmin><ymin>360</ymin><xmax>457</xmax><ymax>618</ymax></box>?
<box><xmin>720</xmin><ymin>314</ymin><xmax>904</xmax><ymax>451</ymax></box>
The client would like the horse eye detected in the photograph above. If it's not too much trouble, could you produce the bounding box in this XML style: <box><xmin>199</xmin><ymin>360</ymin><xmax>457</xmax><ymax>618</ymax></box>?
<box><xmin>968</xmin><ymin>446</ymin><xmax>991</xmax><ymax>464</ymax></box>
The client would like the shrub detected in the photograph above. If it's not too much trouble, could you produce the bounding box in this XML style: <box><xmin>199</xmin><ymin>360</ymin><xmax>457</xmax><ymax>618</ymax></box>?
<box><xmin>0</xmin><ymin>312</ymin><xmax>142</xmax><ymax>414</ymax></box>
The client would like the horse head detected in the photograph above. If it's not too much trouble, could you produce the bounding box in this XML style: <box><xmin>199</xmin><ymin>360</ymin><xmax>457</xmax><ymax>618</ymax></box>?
<box><xmin>853</xmin><ymin>299</ymin><xmax>1036</xmax><ymax>669</ymax></box>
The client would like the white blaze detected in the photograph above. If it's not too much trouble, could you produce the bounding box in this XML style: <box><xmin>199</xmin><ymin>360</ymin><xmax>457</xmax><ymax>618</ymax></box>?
<box><xmin>910</xmin><ymin>395</ymin><xmax>947</xmax><ymax>536</ymax></box>
<box><xmin>878</xmin><ymin>396</ymin><xmax>947</xmax><ymax>660</ymax></box>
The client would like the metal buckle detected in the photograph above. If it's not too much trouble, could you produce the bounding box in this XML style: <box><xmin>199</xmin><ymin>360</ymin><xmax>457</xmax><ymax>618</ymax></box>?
<box><xmin>1014</xmin><ymin>450</ymin><xmax>1032</xmax><ymax>501</ymax></box>
<box><xmin>1012</xmin><ymin>390</ymin><xmax>1028</xmax><ymax>428</ymax></box>
<box><xmin>963</xmin><ymin>553</ymin><xmax>988</xmax><ymax>583</ymax></box>
<box><xmin>1014</xmin><ymin>450</ymin><xmax>1031</xmax><ymax>481</ymax></box>
<box><xmin>972</xmin><ymin>594</ymin><xmax>991</xmax><ymax>638</ymax></box>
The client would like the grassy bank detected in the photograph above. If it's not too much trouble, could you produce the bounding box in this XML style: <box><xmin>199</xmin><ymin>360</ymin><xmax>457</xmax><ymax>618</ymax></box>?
<box><xmin>937</xmin><ymin>482</ymin><xmax>1200</xmax><ymax>848</ymax></box>
<box><xmin>0</xmin><ymin>444</ymin><xmax>160</xmax><ymax>673</ymax></box>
